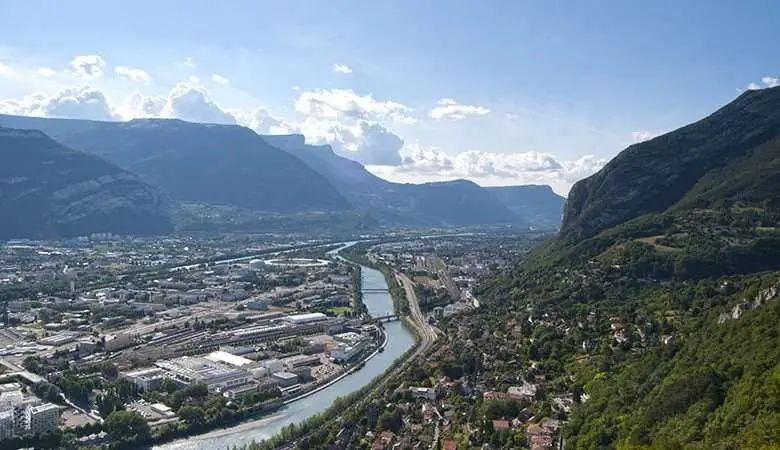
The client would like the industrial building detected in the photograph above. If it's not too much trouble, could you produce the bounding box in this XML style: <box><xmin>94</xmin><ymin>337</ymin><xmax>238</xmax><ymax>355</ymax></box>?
<box><xmin>283</xmin><ymin>312</ymin><xmax>328</xmax><ymax>325</ymax></box>
<box><xmin>155</xmin><ymin>356</ymin><xmax>253</xmax><ymax>392</ymax></box>
<box><xmin>330</xmin><ymin>332</ymin><xmax>370</xmax><ymax>363</ymax></box>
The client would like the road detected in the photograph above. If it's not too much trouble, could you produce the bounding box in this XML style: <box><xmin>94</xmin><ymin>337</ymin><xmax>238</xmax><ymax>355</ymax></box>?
<box><xmin>396</xmin><ymin>272</ymin><xmax>438</xmax><ymax>344</ymax></box>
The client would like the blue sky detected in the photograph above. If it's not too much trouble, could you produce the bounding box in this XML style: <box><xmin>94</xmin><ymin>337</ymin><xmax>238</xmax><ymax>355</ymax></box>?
<box><xmin>1</xmin><ymin>0</ymin><xmax>778</xmax><ymax>194</ymax></box>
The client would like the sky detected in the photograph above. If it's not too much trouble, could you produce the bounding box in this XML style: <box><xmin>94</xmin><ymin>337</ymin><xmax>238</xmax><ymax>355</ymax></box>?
<box><xmin>1</xmin><ymin>0</ymin><xmax>779</xmax><ymax>196</ymax></box>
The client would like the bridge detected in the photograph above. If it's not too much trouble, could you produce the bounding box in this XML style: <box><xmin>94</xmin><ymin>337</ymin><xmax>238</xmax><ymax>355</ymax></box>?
<box><xmin>362</xmin><ymin>288</ymin><xmax>389</xmax><ymax>293</ymax></box>
<box><xmin>364</xmin><ymin>314</ymin><xmax>400</xmax><ymax>323</ymax></box>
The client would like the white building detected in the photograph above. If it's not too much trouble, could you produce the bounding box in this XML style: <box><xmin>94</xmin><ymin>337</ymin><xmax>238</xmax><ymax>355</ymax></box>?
<box><xmin>284</xmin><ymin>313</ymin><xmax>327</xmax><ymax>325</ymax></box>
<box><xmin>121</xmin><ymin>367</ymin><xmax>167</xmax><ymax>391</ymax></box>
<box><xmin>155</xmin><ymin>356</ymin><xmax>252</xmax><ymax>392</ymax></box>
<box><xmin>26</xmin><ymin>404</ymin><xmax>60</xmax><ymax>435</ymax></box>
<box><xmin>330</xmin><ymin>332</ymin><xmax>370</xmax><ymax>362</ymax></box>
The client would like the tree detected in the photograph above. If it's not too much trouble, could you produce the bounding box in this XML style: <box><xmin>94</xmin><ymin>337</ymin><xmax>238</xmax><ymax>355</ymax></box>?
<box><xmin>179</xmin><ymin>405</ymin><xmax>205</xmax><ymax>428</ymax></box>
<box><xmin>104</xmin><ymin>410</ymin><xmax>151</xmax><ymax>444</ymax></box>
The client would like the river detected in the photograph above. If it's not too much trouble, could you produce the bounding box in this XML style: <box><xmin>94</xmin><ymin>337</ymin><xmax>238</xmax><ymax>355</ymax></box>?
<box><xmin>155</xmin><ymin>256</ymin><xmax>415</xmax><ymax>449</ymax></box>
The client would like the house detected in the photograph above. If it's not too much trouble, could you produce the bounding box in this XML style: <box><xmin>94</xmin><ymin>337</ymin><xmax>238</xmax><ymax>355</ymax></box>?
<box><xmin>527</xmin><ymin>424</ymin><xmax>554</xmax><ymax>449</ymax></box>
<box><xmin>492</xmin><ymin>419</ymin><xmax>510</xmax><ymax>430</ymax></box>
<box><xmin>442</xmin><ymin>440</ymin><xmax>458</xmax><ymax>450</ymax></box>
<box><xmin>373</xmin><ymin>430</ymin><xmax>396</xmax><ymax>450</ymax></box>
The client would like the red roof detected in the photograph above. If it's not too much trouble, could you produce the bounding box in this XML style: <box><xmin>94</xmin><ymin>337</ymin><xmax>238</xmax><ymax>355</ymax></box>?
<box><xmin>492</xmin><ymin>419</ymin><xmax>510</xmax><ymax>429</ymax></box>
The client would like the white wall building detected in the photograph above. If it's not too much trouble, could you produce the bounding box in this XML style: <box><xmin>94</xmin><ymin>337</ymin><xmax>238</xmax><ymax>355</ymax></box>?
<box><xmin>26</xmin><ymin>404</ymin><xmax>60</xmax><ymax>435</ymax></box>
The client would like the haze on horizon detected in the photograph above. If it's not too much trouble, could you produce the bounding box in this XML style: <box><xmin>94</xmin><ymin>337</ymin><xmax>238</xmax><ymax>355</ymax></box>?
<box><xmin>0</xmin><ymin>0</ymin><xmax>778</xmax><ymax>196</ymax></box>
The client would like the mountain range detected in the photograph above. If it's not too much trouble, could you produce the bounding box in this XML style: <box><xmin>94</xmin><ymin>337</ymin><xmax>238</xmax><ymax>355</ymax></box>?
<box><xmin>264</xmin><ymin>135</ymin><xmax>559</xmax><ymax>227</ymax></box>
<box><xmin>0</xmin><ymin>127</ymin><xmax>171</xmax><ymax>239</ymax></box>
<box><xmin>0</xmin><ymin>114</ymin><xmax>566</xmax><ymax>237</ymax></box>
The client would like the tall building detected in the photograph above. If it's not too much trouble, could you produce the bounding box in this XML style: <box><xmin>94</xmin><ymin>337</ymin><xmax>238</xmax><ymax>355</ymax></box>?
<box><xmin>26</xmin><ymin>404</ymin><xmax>60</xmax><ymax>435</ymax></box>
<box><xmin>0</xmin><ymin>410</ymin><xmax>13</xmax><ymax>440</ymax></box>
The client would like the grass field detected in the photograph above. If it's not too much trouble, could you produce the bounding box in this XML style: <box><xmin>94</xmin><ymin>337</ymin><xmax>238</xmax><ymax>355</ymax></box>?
<box><xmin>327</xmin><ymin>306</ymin><xmax>354</xmax><ymax>316</ymax></box>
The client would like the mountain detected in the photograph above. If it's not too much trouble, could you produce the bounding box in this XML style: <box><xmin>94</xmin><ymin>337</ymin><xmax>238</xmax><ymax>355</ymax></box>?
<box><xmin>433</xmin><ymin>87</ymin><xmax>780</xmax><ymax>449</ymax></box>
<box><xmin>486</xmin><ymin>185</ymin><xmax>565</xmax><ymax>229</ymax></box>
<box><xmin>562</xmin><ymin>86</ymin><xmax>780</xmax><ymax>238</ymax></box>
<box><xmin>264</xmin><ymin>135</ymin><xmax>556</xmax><ymax>227</ymax></box>
<box><xmin>0</xmin><ymin>115</ymin><xmax>351</xmax><ymax>214</ymax></box>
<box><xmin>0</xmin><ymin>127</ymin><xmax>172</xmax><ymax>239</ymax></box>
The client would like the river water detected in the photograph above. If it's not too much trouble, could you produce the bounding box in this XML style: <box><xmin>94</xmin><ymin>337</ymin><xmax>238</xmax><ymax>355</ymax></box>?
<box><xmin>156</xmin><ymin>263</ymin><xmax>415</xmax><ymax>450</ymax></box>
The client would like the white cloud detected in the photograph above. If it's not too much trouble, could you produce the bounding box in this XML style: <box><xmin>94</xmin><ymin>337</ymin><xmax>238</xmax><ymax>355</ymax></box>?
<box><xmin>231</xmin><ymin>107</ymin><xmax>296</xmax><ymax>135</ymax></box>
<box><xmin>69</xmin><ymin>55</ymin><xmax>107</xmax><ymax>79</ymax></box>
<box><xmin>745</xmin><ymin>76</ymin><xmax>779</xmax><ymax>91</ymax></box>
<box><xmin>36</xmin><ymin>67</ymin><xmax>56</xmax><ymax>77</ymax></box>
<box><xmin>429</xmin><ymin>98</ymin><xmax>490</xmax><ymax>120</ymax></box>
<box><xmin>188</xmin><ymin>76</ymin><xmax>200</xmax><ymax>84</ymax></box>
<box><xmin>762</xmin><ymin>76</ymin><xmax>779</xmax><ymax>88</ymax></box>
<box><xmin>212</xmin><ymin>73</ymin><xmax>229</xmax><ymax>85</ymax></box>
<box><xmin>333</xmin><ymin>63</ymin><xmax>352</xmax><ymax>74</ymax></box>
<box><xmin>0</xmin><ymin>85</ymin><xmax>114</xmax><ymax>121</ymax></box>
<box><xmin>0</xmin><ymin>62</ymin><xmax>13</xmax><ymax>77</ymax></box>
<box><xmin>115</xmin><ymin>65</ymin><xmax>152</xmax><ymax>82</ymax></box>
<box><xmin>295</xmin><ymin>88</ymin><xmax>411</xmax><ymax>121</ymax></box>
<box><xmin>366</xmin><ymin>144</ymin><xmax>606</xmax><ymax>195</ymax></box>
<box><xmin>183</xmin><ymin>57</ymin><xmax>196</xmax><ymax>68</ymax></box>
<box><xmin>631</xmin><ymin>131</ymin><xmax>658</xmax><ymax>143</ymax></box>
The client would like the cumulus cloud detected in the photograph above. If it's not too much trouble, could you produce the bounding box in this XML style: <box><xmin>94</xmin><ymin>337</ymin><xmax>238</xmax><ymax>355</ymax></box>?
<box><xmin>36</xmin><ymin>67</ymin><xmax>56</xmax><ymax>77</ymax></box>
<box><xmin>333</xmin><ymin>63</ymin><xmax>352</xmax><ymax>74</ymax></box>
<box><xmin>367</xmin><ymin>144</ymin><xmax>606</xmax><ymax>195</ymax></box>
<box><xmin>762</xmin><ymin>76</ymin><xmax>780</xmax><ymax>88</ymax></box>
<box><xmin>188</xmin><ymin>76</ymin><xmax>200</xmax><ymax>84</ymax></box>
<box><xmin>115</xmin><ymin>65</ymin><xmax>152</xmax><ymax>82</ymax></box>
<box><xmin>291</xmin><ymin>117</ymin><xmax>404</xmax><ymax>166</ymax></box>
<box><xmin>0</xmin><ymin>86</ymin><xmax>114</xmax><ymax>121</ymax></box>
<box><xmin>632</xmin><ymin>131</ymin><xmax>658</xmax><ymax>143</ymax></box>
<box><xmin>429</xmin><ymin>98</ymin><xmax>490</xmax><ymax>120</ymax></box>
<box><xmin>118</xmin><ymin>82</ymin><xmax>236</xmax><ymax>124</ymax></box>
<box><xmin>212</xmin><ymin>73</ymin><xmax>229</xmax><ymax>85</ymax></box>
<box><xmin>69</xmin><ymin>55</ymin><xmax>107</xmax><ymax>79</ymax></box>
<box><xmin>183</xmin><ymin>57</ymin><xmax>196</xmax><ymax>68</ymax></box>
<box><xmin>1</xmin><ymin>80</ymin><xmax>236</xmax><ymax>126</ymax></box>
<box><xmin>0</xmin><ymin>62</ymin><xmax>14</xmax><ymax>77</ymax></box>
<box><xmin>231</xmin><ymin>107</ymin><xmax>296</xmax><ymax>135</ymax></box>
<box><xmin>295</xmin><ymin>88</ymin><xmax>411</xmax><ymax>121</ymax></box>
<box><xmin>745</xmin><ymin>76</ymin><xmax>779</xmax><ymax>90</ymax></box>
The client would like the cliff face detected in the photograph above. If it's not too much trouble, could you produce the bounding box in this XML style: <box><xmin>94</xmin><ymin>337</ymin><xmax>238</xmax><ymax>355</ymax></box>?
<box><xmin>562</xmin><ymin>86</ymin><xmax>780</xmax><ymax>237</ymax></box>
<box><xmin>0</xmin><ymin>127</ymin><xmax>172</xmax><ymax>238</ymax></box>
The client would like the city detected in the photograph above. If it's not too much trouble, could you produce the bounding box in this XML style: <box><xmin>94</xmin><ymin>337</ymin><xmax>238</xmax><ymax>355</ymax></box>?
<box><xmin>0</xmin><ymin>231</ymin><xmax>543</xmax><ymax>448</ymax></box>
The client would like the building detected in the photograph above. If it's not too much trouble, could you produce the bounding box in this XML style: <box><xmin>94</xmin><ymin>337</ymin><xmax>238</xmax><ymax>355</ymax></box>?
<box><xmin>0</xmin><ymin>410</ymin><xmax>13</xmax><ymax>440</ymax></box>
<box><xmin>221</xmin><ymin>383</ymin><xmax>259</xmax><ymax>400</ymax></box>
<box><xmin>26</xmin><ymin>404</ymin><xmax>60</xmax><ymax>435</ymax></box>
<box><xmin>155</xmin><ymin>356</ymin><xmax>252</xmax><ymax>392</ymax></box>
<box><xmin>409</xmin><ymin>387</ymin><xmax>437</xmax><ymax>401</ymax></box>
<box><xmin>284</xmin><ymin>313</ymin><xmax>327</xmax><ymax>325</ymax></box>
<box><xmin>121</xmin><ymin>367</ymin><xmax>167</xmax><ymax>391</ymax></box>
<box><xmin>330</xmin><ymin>332</ymin><xmax>370</xmax><ymax>363</ymax></box>
<box><xmin>271</xmin><ymin>371</ymin><xmax>298</xmax><ymax>387</ymax></box>
<box><xmin>205</xmin><ymin>351</ymin><xmax>254</xmax><ymax>368</ymax></box>
<box><xmin>0</xmin><ymin>386</ymin><xmax>59</xmax><ymax>441</ymax></box>
<box><xmin>103</xmin><ymin>333</ymin><xmax>136</xmax><ymax>352</ymax></box>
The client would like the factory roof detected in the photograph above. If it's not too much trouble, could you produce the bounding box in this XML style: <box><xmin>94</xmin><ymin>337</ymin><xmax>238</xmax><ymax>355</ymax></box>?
<box><xmin>205</xmin><ymin>351</ymin><xmax>254</xmax><ymax>367</ymax></box>
<box><xmin>284</xmin><ymin>312</ymin><xmax>327</xmax><ymax>324</ymax></box>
